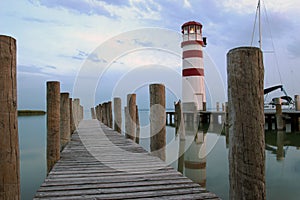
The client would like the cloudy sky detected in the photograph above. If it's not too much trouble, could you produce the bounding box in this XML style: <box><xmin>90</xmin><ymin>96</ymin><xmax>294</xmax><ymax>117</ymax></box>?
<box><xmin>1</xmin><ymin>0</ymin><xmax>300</xmax><ymax>110</ymax></box>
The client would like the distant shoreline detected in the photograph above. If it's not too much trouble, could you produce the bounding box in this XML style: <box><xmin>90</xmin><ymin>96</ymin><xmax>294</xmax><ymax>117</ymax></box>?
<box><xmin>18</xmin><ymin>110</ymin><xmax>46</xmax><ymax>116</ymax></box>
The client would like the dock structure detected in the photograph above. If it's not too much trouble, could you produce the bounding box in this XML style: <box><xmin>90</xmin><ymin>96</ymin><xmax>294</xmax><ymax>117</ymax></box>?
<box><xmin>167</xmin><ymin>110</ymin><xmax>300</xmax><ymax>131</ymax></box>
<box><xmin>34</xmin><ymin>119</ymin><xmax>220</xmax><ymax>200</ymax></box>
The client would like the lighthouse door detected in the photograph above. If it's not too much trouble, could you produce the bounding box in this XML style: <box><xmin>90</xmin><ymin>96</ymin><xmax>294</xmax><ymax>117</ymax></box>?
<box><xmin>195</xmin><ymin>93</ymin><xmax>203</xmax><ymax>111</ymax></box>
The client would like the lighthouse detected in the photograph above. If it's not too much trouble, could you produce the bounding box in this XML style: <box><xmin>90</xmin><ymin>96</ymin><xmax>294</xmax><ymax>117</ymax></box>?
<box><xmin>181</xmin><ymin>21</ymin><xmax>206</xmax><ymax>111</ymax></box>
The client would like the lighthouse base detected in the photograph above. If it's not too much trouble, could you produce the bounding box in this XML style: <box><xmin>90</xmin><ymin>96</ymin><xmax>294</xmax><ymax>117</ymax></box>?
<box><xmin>183</xmin><ymin>102</ymin><xmax>206</xmax><ymax>112</ymax></box>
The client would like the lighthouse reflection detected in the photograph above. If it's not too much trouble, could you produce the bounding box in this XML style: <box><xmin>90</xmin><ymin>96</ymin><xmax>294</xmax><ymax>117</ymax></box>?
<box><xmin>177</xmin><ymin>118</ymin><xmax>207</xmax><ymax>188</ymax></box>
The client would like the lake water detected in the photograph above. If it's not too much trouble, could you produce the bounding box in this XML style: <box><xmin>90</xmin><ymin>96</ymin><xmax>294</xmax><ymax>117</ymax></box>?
<box><xmin>19</xmin><ymin>111</ymin><xmax>300</xmax><ymax>199</ymax></box>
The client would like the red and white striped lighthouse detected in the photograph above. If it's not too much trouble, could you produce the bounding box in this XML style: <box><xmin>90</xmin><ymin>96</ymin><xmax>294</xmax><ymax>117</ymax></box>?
<box><xmin>181</xmin><ymin>21</ymin><xmax>206</xmax><ymax>111</ymax></box>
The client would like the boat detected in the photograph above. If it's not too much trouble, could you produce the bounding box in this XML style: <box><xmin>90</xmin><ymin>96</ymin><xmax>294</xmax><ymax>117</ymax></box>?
<box><xmin>251</xmin><ymin>0</ymin><xmax>294</xmax><ymax>110</ymax></box>
<box><xmin>264</xmin><ymin>84</ymin><xmax>294</xmax><ymax>109</ymax></box>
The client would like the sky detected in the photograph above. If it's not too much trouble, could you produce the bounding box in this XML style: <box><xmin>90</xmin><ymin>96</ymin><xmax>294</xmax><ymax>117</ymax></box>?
<box><xmin>1</xmin><ymin>0</ymin><xmax>300</xmax><ymax>111</ymax></box>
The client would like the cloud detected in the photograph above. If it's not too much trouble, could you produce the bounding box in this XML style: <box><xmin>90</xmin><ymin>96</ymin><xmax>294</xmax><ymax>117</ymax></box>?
<box><xmin>59</xmin><ymin>49</ymin><xmax>89</xmax><ymax>61</ymax></box>
<box><xmin>21</xmin><ymin>17</ymin><xmax>59</xmax><ymax>24</ymax></box>
<box><xmin>129</xmin><ymin>0</ymin><xmax>161</xmax><ymax>20</ymax></box>
<box><xmin>88</xmin><ymin>53</ymin><xmax>108</xmax><ymax>63</ymax></box>
<box><xmin>18</xmin><ymin>65</ymin><xmax>53</xmax><ymax>78</ymax></box>
<box><xmin>98</xmin><ymin>0</ymin><xmax>130</xmax><ymax>6</ymax></box>
<box><xmin>133</xmin><ymin>39</ymin><xmax>153</xmax><ymax>47</ymax></box>
<box><xmin>31</xmin><ymin>0</ymin><xmax>112</xmax><ymax>17</ymax></box>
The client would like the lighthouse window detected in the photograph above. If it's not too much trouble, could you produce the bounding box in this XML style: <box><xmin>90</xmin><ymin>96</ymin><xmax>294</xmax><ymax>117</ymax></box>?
<box><xmin>184</xmin><ymin>27</ymin><xmax>188</xmax><ymax>34</ymax></box>
<box><xmin>196</xmin><ymin>26</ymin><xmax>201</xmax><ymax>34</ymax></box>
<box><xmin>189</xmin><ymin>25</ymin><xmax>195</xmax><ymax>33</ymax></box>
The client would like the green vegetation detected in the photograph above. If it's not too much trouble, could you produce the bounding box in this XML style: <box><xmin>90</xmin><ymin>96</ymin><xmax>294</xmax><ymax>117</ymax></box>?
<box><xmin>18</xmin><ymin>110</ymin><xmax>46</xmax><ymax>116</ymax></box>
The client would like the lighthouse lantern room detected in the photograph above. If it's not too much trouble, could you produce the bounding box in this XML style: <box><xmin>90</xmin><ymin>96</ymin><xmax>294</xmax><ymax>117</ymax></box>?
<box><xmin>181</xmin><ymin>21</ymin><xmax>206</xmax><ymax>111</ymax></box>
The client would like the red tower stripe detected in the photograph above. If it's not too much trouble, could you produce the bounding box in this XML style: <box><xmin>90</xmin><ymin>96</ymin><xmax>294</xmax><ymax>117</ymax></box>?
<box><xmin>184</xmin><ymin>161</ymin><xmax>206</xmax><ymax>169</ymax></box>
<box><xmin>181</xmin><ymin>40</ymin><xmax>205</xmax><ymax>47</ymax></box>
<box><xmin>182</xmin><ymin>68</ymin><xmax>204</xmax><ymax>76</ymax></box>
<box><xmin>183</xmin><ymin>50</ymin><xmax>203</xmax><ymax>58</ymax></box>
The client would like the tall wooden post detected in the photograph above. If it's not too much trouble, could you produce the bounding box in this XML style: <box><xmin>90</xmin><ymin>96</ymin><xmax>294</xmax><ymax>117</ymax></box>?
<box><xmin>136</xmin><ymin>105</ymin><xmax>140</xmax><ymax>144</ymax></box>
<box><xmin>275</xmin><ymin>98</ymin><xmax>285</xmax><ymax>130</ymax></box>
<box><xmin>80</xmin><ymin>105</ymin><xmax>84</xmax><ymax>122</ymax></box>
<box><xmin>60</xmin><ymin>93</ymin><xmax>70</xmax><ymax>150</ymax></box>
<box><xmin>294</xmin><ymin>95</ymin><xmax>300</xmax><ymax>131</ymax></box>
<box><xmin>102</xmin><ymin>102</ymin><xmax>108</xmax><ymax>126</ymax></box>
<box><xmin>91</xmin><ymin>107</ymin><xmax>96</xmax><ymax>119</ymax></box>
<box><xmin>114</xmin><ymin>97</ymin><xmax>122</xmax><ymax>133</ymax></box>
<box><xmin>295</xmin><ymin>95</ymin><xmax>300</xmax><ymax>111</ymax></box>
<box><xmin>73</xmin><ymin>98</ymin><xmax>80</xmax><ymax>127</ymax></box>
<box><xmin>125</xmin><ymin>106</ymin><xmax>129</xmax><ymax>136</ymax></box>
<box><xmin>125</xmin><ymin>94</ymin><xmax>136</xmax><ymax>141</ymax></box>
<box><xmin>150</xmin><ymin>84</ymin><xmax>166</xmax><ymax>161</ymax></box>
<box><xmin>47</xmin><ymin>81</ymin><xmax>61</xmax><ymax>173</ymax></box>
<box><xmin>69</xmin><ymin>98</ymin><xmax>76</xmax><ymax>134</ymax></box>
<box><xmin>99</xmin><ymin>104</ymin><xmax>103</xmax><ymax>122</ymax></box>
<box><xmin>227</xmin><ymin>47</ymin><xmax>265</xmax><ymax>200</ymax></box>
<box><xmin>175</xmin><ymin>101</ymin><xmax>185</xmax><ymax>140</ymax></box>
<box><xmin>0</xmin><ymin>35</ymin><xmax>20</xmax><ymax>200</ymax></box>
<box><xmin>216</xmin><ymin>102</ymin><xmax>220</xmax><ymax>111</ymax></box>
<box><xmin>95</xmin><ymin>105</ymin><xmax>100</xmax><ymax>121</ymax></box>
<box><xmin>107</xmin><ymin>101</ymin><xmax>113</xmax><ymax>128</ymax></box>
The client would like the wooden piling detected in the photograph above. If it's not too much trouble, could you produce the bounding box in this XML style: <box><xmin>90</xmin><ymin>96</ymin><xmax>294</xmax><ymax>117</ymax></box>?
<box><xmin>0</xmin><ymin>35</ymin><xmax>20</xmax><ymax>200</ymax></box>
<box><xmin>175</xmin><ymin>101</ymin><xmax>185</xmax><ymax>140</ymax></box>
<box><xmin>150</xmin><ymin>84</ymin><xmax>166</xmax><ymax>161</ymax></box>
<box><xmin>227</xmin><ymin>47</ymin><xmax>265</xmax><ymax>200</ymax></box>
<box><xmin>73</xmin><ymin>98</ymin><xmax>80</xmax><ymax>127</ymax></box>
<box><xmin>294</xmin><ymin>95</ymin><xmax>300</xmax><ymax>131</ymax></box>
<box><xmin>96</xmin><ymin>105</ymin><xmax>100</xmax><ymax>121</ymax></box>
<box><xmin>113</xmin><ymin>98</ymin><xmax>122</xmax><ymax>133</ymax></box>
<box><xmin>91</xmin><ymin>107</ymin><xmax>96</xmax><ymax>119</ymax></box>
<box><xmin>216</xmin><ymin>102</ymin><xmax>220</xmax><ymax>111</ymax></box>
<box><xmin>102</xmin><ymin>102</ymin><xmax>108</xmax><ymax>126</ymax></box>
<box><xmin>98</xmin><ymin>104</ymin><xmax>103</xmax><ymax>122</ymax></box>
<box><xmin>69</xmin><ymin>98</ymin><xmax>76</xmax><ymax>134</ymax></box>
<box><xmin>107</xmin><ymin>101</ymin><xmax>113</xmax><ymax>128</ymax></box>
<box><xmin>136</xmin><ymin>105</ymin><xmax>140</xmax><ymax>144</ymax></box>
<box><xmin>60</xmin><ymin>93</ymin><xmax>70</xmax><ymax>151</ymax></box>
<box><xmin>124</xmin><ymin>106</ymin><xmax>129</xmax><ymax>136</ymax></box>
<box><xmin>95</xmin><ymin>105</ymin><xmax>98</xmax><ymax>120</ymax></box>
<box><xmin>125</xmin><ymin>94</ymin><xmax>136</xmax><ymax>141</ymax></box>
<box><xmin>80</xmin><ymin>105</ymin><xmax>84</xmax><ymax>121</ymax></box>
<box><xmin>47</xmin><ymin>81</ymin><xmax>61</xmax><ymax>173</ymax></box>
<box><xmin>275</xmin><ymin>98</ymin><xmax>285</xmax><ymax>130</ymax></box>
<box><xmin>295</xmin><ymin>95</ymin><xmax>300</xmax><ymax>111</ymax></box>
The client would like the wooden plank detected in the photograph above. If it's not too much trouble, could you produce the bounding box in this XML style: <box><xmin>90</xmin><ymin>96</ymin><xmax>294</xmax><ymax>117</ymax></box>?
<box><xmin>38</xmin><ymin>179</ymin><xmax>195</xmax><ymax>192</ymax></box>
<box><xmin>35</xmin><ymin>186</ymin><xmax>205</xmax><ymax>199</ymax></box>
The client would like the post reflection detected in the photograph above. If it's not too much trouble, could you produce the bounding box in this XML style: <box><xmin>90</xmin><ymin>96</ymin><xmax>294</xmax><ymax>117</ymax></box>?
<box><xmin>276</xmin><ymin>130</ymin><xmax>285</xmax><ymax>161</ymax></box>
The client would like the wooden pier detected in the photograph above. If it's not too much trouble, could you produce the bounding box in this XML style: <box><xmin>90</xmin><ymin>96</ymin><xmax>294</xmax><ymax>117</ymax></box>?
<box><xmin>34</xmin><ymin>119</ymin><xmax>220</xmax><ymax>200</ymax></box>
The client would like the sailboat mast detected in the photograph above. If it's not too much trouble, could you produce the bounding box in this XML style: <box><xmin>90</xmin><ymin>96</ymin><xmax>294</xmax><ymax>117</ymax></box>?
<box><xmin>258</xmin><ymin>0</ymin><xmax>262</xmax><ymax>49</ymax></box>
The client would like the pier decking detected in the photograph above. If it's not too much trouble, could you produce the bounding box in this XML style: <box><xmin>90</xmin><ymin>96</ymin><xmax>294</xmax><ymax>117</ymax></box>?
<box><xmin>34</xmin><ymin>120</ymin><xmax>219</xmax><ymax>200</ymax></box>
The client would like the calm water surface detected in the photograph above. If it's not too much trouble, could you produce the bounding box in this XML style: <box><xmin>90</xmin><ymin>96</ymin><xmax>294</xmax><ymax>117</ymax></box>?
<box><xmin>19</xmin><ymin>111</ymin><xmax>300</xmax><ymax>200</ymax></box>
<box><xmin>19</xmin><ymin>115</ymin><xmax>46</xmax><ymax>200</ymax></box>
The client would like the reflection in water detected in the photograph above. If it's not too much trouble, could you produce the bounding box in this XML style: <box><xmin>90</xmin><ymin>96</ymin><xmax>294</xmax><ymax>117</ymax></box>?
<box><xmin>276</xmin><ymin>131</ymin><xmax>285</xmax><ymax>161</ymax></box>
<box><xmin>264</xmin><ymin>130</ymin><xmax>300</xmax><ymax>161</ymax></box>
<box><xmin>184</xmin><ymin>130</ymin><xmax>206</xmax><ymax>187</ymax></box>
<box><xmin>177</xmin><ymin>116</ymin><xmax>207</xmax><ymax>188</ymax></box>
<box><xmin>176</xmin><ymin>109</ymin><xmax>300</xmax><ymax>199</ymax></box>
